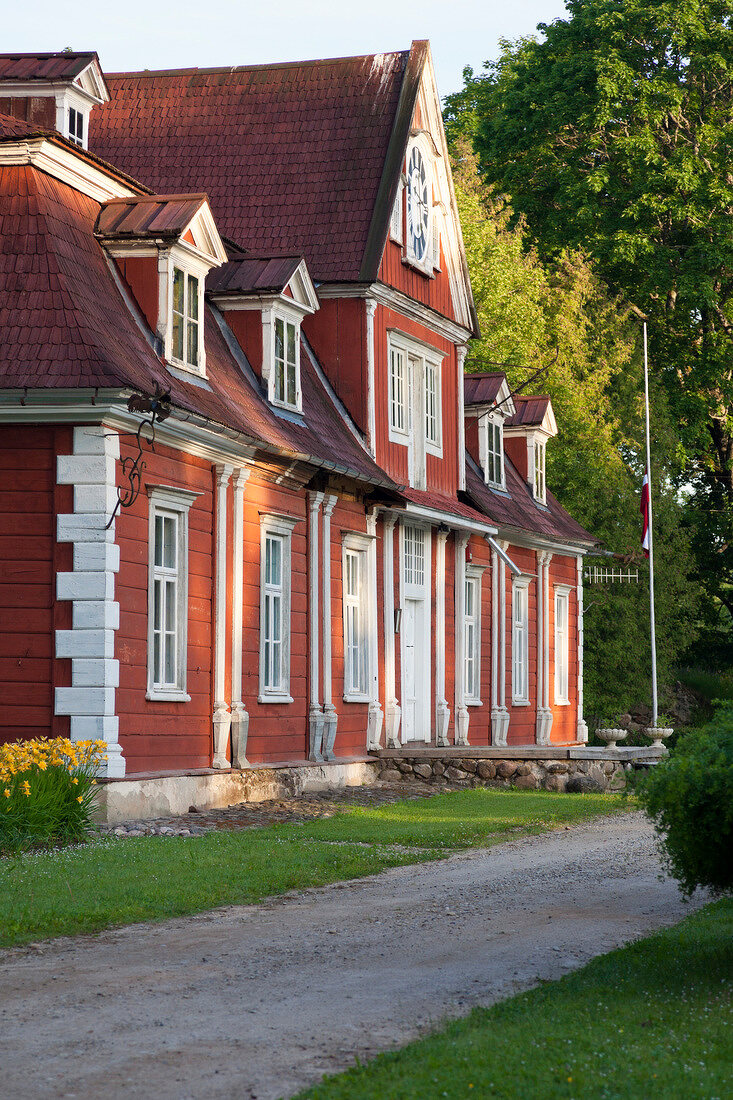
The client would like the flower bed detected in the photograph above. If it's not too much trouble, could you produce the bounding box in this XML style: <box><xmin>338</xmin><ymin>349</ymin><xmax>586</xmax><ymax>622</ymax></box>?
<box><xmin>0</xmin><ymin>737</ymin><xmax>106</xmax><ymax>854</ymax></box>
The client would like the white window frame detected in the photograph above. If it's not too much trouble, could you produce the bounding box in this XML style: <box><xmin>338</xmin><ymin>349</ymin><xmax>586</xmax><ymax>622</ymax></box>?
<box><xmin>512</xmin><ymin>577</ymin><xmax>531</xmax><ymax>705</ymax></box>
<box><xmin>259</xmin><ymin>514</ymin><xmax>297</xmax><ymax>704</ymax></box>
<box><xmin>146</xmin><ymin>486</ymin><xmax>201</xmax><ymax>702</ymax></box>
<box><xmin>342</xmin><ymin>533</ymin><xmax>371</xmax><ymax>703</ymax></box>
<box><xmin>390</xmin><ymin>180</ymin><xmax>404</xmax><ymax>244</ymax></box>
<box><xmin>160</xmin><ymin>248</ymin><xmax>208</xmax><ymax>379</ymax></box>
<box><xmin>262</xmin><ymin>306</ymin><xmax>303</xmax><ymax>414</ymax></box>
<box><xmin>554</xmin><ymin>585</ymin><xmax>572</xmax><ymax>705</ymax></box>
<box><xmin>533</xmin><ymin>438</ymin><xmax>546</xmax><ymax>503</ymax></box>
<box><xmin>485</xmin><ymin>414</ymin><xmax>504</xmax><ymax>488</ymax></box>
<box><xmin>170</xmin><ymin>264</ymin><xmax>203</xmax><ymax>374</ymax></box>
<box><xmin>387</xmin><ymin>331</ymin><xmax>444</xmax><ymax>481</ymax></box>
<box><xmin>67</xmin><ymin>105</ymin><xmax>85</xmax><ymax>147</ymax></box>
<box><xmin>464</xmin><ymin>566</ymin><xmax>483</xmax><ymax>705</ymax></box>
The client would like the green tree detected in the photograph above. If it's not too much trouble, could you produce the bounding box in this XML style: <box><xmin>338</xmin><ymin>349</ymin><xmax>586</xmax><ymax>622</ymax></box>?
<box><xmin>446</xmin><ymin>0</ymin><xmax>733</xmax><ymax>661</ymax></box>
<box><xmin>453</xmin><ymin>143</ymin><xmax>700</xmax><ymax>715</ymax></box>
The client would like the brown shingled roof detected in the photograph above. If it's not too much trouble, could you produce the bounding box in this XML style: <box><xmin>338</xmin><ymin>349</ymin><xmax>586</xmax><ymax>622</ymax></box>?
<box><xmin>0</xmin><ymin>52</ymin><xmax>100</xmax><ymax>82</ymax></box>
<box><xmin>95</xmin><ymin>194</ymin><xmax>208</xmax><ymax>239</ymax></box>
<box><xmin>207</xmin><ymin>255</ymin><xmax>304</xmax><ymax>296</ymax></box>
<box><xmin>90</xmin><ymin>51</ymin><xmax>412</xmax><ymax>282</ymax></box>
<box><xmin>0</xmin><ymin>110</ymin><xmax>42</xmax><ymax>138</ymax></box>
<box><xmin>507</xmin><ymin>394</ymin><xmax>552</xmax><ymax>427</ymax></box>
<box><xmin>464</xmin><ymin>372</ymin><xmax>505</xmax><ymax>407</ymax></box>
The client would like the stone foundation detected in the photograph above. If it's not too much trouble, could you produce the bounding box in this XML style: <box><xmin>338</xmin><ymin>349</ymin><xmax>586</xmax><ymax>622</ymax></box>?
<box><xmin>377</xmin><ymin>753</ymin><xmax>637</xmax><ymax>793</ymax></box>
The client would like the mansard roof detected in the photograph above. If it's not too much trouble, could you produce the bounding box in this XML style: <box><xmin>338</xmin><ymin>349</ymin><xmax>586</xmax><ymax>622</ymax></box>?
<box><xmin>91</xmin><ymin>50</ymin><xmax>413</xmax><ymax>283</ymax></box>
<box><xmin>0</xmin><ymin>161</ymin><xmax>396</xmax><ymax>490</ymax></box>
<box><xmin>464</xmin><ymin>457</ymin><xmax>595</xmax><ymax>548</ymax></box>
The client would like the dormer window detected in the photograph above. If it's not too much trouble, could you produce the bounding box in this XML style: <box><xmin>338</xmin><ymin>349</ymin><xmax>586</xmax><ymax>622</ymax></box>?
<box><xmin>486</xmin><ymin>415</ymin><xmax>504</xmax><ymax>488</ymax></box>
<box><xmin>533</xmin><ymin>438</ymin><xmax>546</xmax><ymax>503</ymax></box>
<box><xmin>171</xmin><ymin>267</ymin><xmax>201</xmax><ymax>370</ymax></box>
<box><xmin>273</xmin><ymin>315</ymin><xmax>299</xmax><ymax>408</ymax></box>
<box><xmin>67</xmin><ymin>106</ymin><xmax>85</xmax><ymax>147</ymax></box>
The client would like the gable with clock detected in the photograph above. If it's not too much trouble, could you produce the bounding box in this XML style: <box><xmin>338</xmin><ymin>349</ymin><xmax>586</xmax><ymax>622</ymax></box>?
<box><xmin>405</xmin><ymin>141</ymin><xmax>432</xmax><ymax>268</ymax></box>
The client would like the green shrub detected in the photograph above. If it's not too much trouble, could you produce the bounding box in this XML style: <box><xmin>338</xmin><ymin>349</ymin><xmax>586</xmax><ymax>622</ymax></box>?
<box><xmin>635</xmin><ymin>706</ymin><xmax>733</xmax><ymax>896</ymax></box>
<box><xmin>0</xmin><ymin>737</ymin><xmax>105</xmax><ymax>854</ymax></box>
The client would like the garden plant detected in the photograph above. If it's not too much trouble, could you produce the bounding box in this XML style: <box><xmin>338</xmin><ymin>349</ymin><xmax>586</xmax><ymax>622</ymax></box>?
<box><xmin>0</xmin><ymin>736</ymin><xmax>106</xmax><ymax>854</ymax></box>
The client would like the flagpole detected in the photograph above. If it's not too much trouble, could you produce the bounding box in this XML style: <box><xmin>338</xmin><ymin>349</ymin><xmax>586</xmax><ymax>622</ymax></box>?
<box><xmin>643</xmin><ymin>322</ymin><xmax>658</xmax><ymax>726</ymax></box>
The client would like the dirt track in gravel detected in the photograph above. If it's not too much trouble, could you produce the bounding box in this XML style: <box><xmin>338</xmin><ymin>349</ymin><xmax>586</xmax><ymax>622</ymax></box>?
<box><xmin>0</xmin><ymin>812</ymin><xmax>702</xmax><ymax>1100</ymax></box>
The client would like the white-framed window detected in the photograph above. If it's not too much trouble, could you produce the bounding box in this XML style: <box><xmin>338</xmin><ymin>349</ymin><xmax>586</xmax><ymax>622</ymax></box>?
<box><xmin>486</xmin><ymin>416</ymin><xmax>504</xmax><ymax>487</ymax></box>
<box><xmin>389</xmin><ymin>344</ymin><xmax>408</xmax><ymax>436</ymax></box>
<box><xmin>403</xmin><ymin>524</ymin><xmax>426</xmax><ymax>588</ymax></box>
<box><xmin>67</xmin><ymin>106</ymin><xmax>85</xmax><ymax>147</ymax></box>
<box><xmin>464</xmin><ymin>569</ymin><xmax>482</xmax><ymax>704</ymax></box>
<box><xmin>342</xmin><ymin>535</ymin><xmax>370</xmax><ymax>701</ymax></box>
<box><xmin>390</xmin><ymin>181</ymin><xmax>404</xmax><ymax>244</ymax></box>
<box><xmin>424</xmin><ymin>357</ymin><xmax>442</xmax><ymax>453</ymax></box>
<box><xmin>534</xmin><ymin>438</ymin><xmax>546</xmax><ymax>503</ymax></box>
<box><xmin>171</xmin><ymin>265</ymin><xmax>203</xmax><ymax>374</ymax></box>
<box><xmin>273</xmin><ymin>314</ymin><xmax>299</xmax><ymax>408</ymax></box>
<box><xmin>512</xmin><ymin>578</ymin><xmax>530</xmax><ymax>704</ymax></box>
<box><xmin>146</xmin><ymin>486</ymin><xmax>201</xmax><ymax>702</ymax></box>
<box><xmin>554</xmin><ymin>585</ymin><xmax>571</xmax><ymax>705</ymax></box>
<box><xmin>259</xmin><ymin>513</ymin><xmax>297</xmax><ymax>702</ymax></box>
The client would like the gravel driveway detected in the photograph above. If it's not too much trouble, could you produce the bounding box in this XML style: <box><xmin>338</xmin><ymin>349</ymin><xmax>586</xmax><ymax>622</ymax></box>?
<box><xmin>0</xmin><ymin>813</ymin><xmax>701</xmax><ymax>1100</ymax></box>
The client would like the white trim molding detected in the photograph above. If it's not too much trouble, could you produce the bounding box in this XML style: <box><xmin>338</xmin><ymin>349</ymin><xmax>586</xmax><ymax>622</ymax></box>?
<box><xmin>258</xmin><ymin>511</ymin><xmax>298</xmax><ymax>705</ymax></box>
<box><xmin>464</xmin><ymin>563</ymin><xmax>485</xmax><ymax>707</ymax></box>
<box><xmin>55</xmin><ymin>425</ymin><xmax>124</xmax><ymax>777</ymax></box>
<box><xmin>434</xmin><ymin>527</ymin><xmax>450</xmax><ymax>746</ymax></box>
<box><xmin>576</xmin><ymin>555</ymin><xmax>589</xmax><ymax>743</ymax></box>
<box><xmin>0</xmin><ymin>137</ymin><xmax>137</xmax><ymax>203</ymax></box>
<box><xmin>365</xmin><ymin>299</ymin><xmax>378</xmax><ymax>456</ymax></box>
<box><xmin>554</xmin><ymin>583</ymin><xmax>573</xmax><ymax>707</ymax></box>
<box><xmin>488</xmin><ymin>538</ymin><xmax>509</xmax><ymax>746</ymax></box>
<box><xmin>365</xmin><ymin>509</ymin><xmax>384</xmax><ymax>751</ymax></box>
<box><xmin>456</xmin><ymin>345</ymin><xmax>467</xmax><ymax>492</ymax></box>
<box><xmin>213</xmin><ymin>464</ymin><xmax>234</xmax><ymax>768</ymax></box>
<box><xmin>322</xmin><ymin>494</ymin><xmax>338</xmax><ymax>757</ymax></box>
<box><xmin>454</xmin><ymin>532</ymin><xmax>470</xmax><ymax>746</ymax></box>
<box><xmin>230</xmin><ymin>468</ymin><xmax>252</xmax><ymax>767</ymax></box>
<box><xmin>308</xmin><ymin>491</ymin><xmax>325</xmax><ymax>761</ymax></box>
<box><xmin>383</xmin><ymin>514</ymin><xmax>401</xmax><ymax>748</ymax></box>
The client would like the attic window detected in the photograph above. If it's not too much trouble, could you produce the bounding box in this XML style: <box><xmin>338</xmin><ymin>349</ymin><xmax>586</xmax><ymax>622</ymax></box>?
<box><xmin>67</xmin><ymin>107</ymin><xmax>85</xmax><ymax>147</ymax></box>
<box><xmin>533</xmin><ymin>438</ymin><xmax>546</xmax><ymax>503</ymax></box>
<box><xmin>486</xmin><ymin>416</ymin><xmax>504</xmax><ymax>488</ymax></box>
<box><xmin>171</xmin><ymin>266</ymin><xmax>203</xmax><ymax>374</ymax></box>
<box><xmin>270</xmin><ymin>313</ymin><xmax>301</xmax><ymax>412</ymax></box>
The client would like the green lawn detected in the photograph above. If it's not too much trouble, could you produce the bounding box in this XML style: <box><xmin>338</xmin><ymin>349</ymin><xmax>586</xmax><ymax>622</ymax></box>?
<box><xmin>297</xmin><ymin>899</ymin><xmax>733</xmax><ymax>1100</ymax></box>
<box><xmin>0</xmin><ymin>788</ymin><xmax>625</xmax><ymax>949</ymax></box>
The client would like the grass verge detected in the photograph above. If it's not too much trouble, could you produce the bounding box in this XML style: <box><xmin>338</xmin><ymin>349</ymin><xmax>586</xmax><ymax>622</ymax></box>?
<box><xmin>0</xmin><ymin>788</ymin><xmax>626</xmax><ymax>950</ymax></box>
<box><xmin>297</xmin><ymin>898</ymin><xmax>733</xmax><ymax>1100</ymax></box>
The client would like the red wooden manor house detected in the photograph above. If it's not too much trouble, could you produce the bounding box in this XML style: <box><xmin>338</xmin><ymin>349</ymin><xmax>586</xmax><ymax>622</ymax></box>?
<box><xmin>0</xmin><ymin>44</ymin><xmax>595</xmax><ymax>813</ymax></box>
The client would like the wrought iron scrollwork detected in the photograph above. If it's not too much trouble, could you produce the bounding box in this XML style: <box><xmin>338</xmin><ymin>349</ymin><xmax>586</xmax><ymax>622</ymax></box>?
<box><xmin>105</xmin><ymin>389</ymin><xmax>171</xmax><ymax>530</ymax></box>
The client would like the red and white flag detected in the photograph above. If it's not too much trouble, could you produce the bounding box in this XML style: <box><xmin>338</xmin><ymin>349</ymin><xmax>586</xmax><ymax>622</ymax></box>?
<box><xmin>640</xmin><ymin>471</ymin><xmax>650</xmax><ymax>558</ymax></box>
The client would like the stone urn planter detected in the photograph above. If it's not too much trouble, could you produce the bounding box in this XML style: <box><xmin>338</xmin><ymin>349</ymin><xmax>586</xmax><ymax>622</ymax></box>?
<box><xmin>644</xmin><ymin>727</ymin><xmax>674</xmax><ymax>750</ymax></box>
<box><xmin>595</xmin><ymin>728</ymin><xmax>628</xmax><ymax>750</ymax></box>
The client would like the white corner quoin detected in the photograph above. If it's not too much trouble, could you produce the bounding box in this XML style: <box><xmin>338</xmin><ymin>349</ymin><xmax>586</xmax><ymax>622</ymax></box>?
<box><xmin>55</xmin><ymin>425</ymin><xmax>124</xmax><ymax>777</ymax></box>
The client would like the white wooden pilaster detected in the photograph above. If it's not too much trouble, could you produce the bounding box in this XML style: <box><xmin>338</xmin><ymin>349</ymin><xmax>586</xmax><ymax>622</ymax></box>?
<box><xmin>576</xmin><ymin>554</ymin><xmax>588</xmax><ymax>742</ymax></box>
<box><xmin>383</xmin><ymin>515</ymin><xmax>401</xmax><ymax>748</ymax></box>
<box><xmin>322</xmin><ymin>493</ymin><xmax>338</xmax><ymax>757</ymax></box>
<box><xmin>366</xmin><ymin>298</ymin><xmax>377</xmax><ymax>456</ymax></box>
<box><xmin>230</xmin><ymin>467</ymin><xmax>251</xmax><ymax>767</ymax></box>
<box><xmin>454</xmin><ymin>532</ymin><xmax>470</xmax><ymax>745</ymax></box>
<box><xmin>308</xmin><ymin>491</ymin><xmax>325</xmax><ymax>761</ymax></box>
<box><xmin>488</xmin><ymin>538</ymin><xmax>508</xmax><ymax>746</ymax></box>
<box><xmin>435</xmin><ymin>527</ymin><xmax>450</xmax><ymax>746</ymax></box>
<box><xmin>212</xmin><ymin>464</ymin><xmax>233</xmax><ymax>769</ymax></box>
<box><xmin>536</xmin><ymin>550</ymin><xmax>553</xmax><ymax>745</ymax></box>
<box><xmin>366</xmin><ymin>507</ymin><xmax>384</xmax><ymax>750</ymax></box>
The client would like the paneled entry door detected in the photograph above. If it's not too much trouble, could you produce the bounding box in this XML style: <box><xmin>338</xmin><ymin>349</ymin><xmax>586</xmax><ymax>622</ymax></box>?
<box><xmin>400</xmin><ymin>524</ymin><xmax>431</xmax><ymax>743</ymax></box>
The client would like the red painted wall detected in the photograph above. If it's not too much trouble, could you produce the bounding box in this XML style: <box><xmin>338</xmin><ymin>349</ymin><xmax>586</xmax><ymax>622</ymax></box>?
<box><xmin>329</xmin><ymin>496</ymin><xmax>370</xmax><ymax>757</ymax></box>
<box><xmin>223</xmin><ymin>310</ymin><xmax>264</xmax><ymax>379</ymax></box>
<box><xmin>115</xmin><ymin>439</ymin><xmax>214</xmax><ymax>774</ymax></box>
<box><xmin>303</xmin><ymin>298</ymin><xmax>367</xmax><ymax>434</ymax></box>
<box><xmin>117</xmin><ymin>257</ymin><xmax>159</xmax><ymax>334</ymax></box>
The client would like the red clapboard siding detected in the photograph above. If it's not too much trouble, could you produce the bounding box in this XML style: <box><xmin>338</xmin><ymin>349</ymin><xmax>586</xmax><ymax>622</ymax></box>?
<box><xmin>303</xmin><ymin>299</ymin><xmax>367</xmax><ymax>435</ymax></box>
<box><xmin>0</xmin><ymin>424</ymin><xmax>68</xmax><ymax>744</ymax></box>
<box><xmin>378</xmin><ymin>238</ymin><xmax>456</xmax><ymax>321</ymax></box>
<box><xmin>115</xmin><ymin>438</ymin><xmax>215</xmax><ymax>773</ymax></box>
<box><xmin>504</xmin><ymin>544</ymin><xmax>538</xmax><ymax>746</ymax></box>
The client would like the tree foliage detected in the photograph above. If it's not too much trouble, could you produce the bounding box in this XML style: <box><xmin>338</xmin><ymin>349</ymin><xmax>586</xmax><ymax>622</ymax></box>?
<box><xmin>452</xmin><ymin>142</ymin><xmax>700</xmax><ymax>715</ymax></box>
<box><xmin>445</xmin><ymin>0</ymin><xmax>733</xmax><ymax>661</ymax></box>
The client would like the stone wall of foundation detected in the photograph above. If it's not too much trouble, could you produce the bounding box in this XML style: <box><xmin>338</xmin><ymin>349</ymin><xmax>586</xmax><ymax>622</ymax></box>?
<box><xmin>377</xmin><ymin>755</ymin><xmax>629</xmax><ymax>793</ymax></box>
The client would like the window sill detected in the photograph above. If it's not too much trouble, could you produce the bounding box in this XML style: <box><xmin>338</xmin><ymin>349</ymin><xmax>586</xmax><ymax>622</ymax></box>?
<box><xmin>269</xmin><ymin>396</ymin><xmax>302</xmax><ymax>416</ymax></box>
<box><xmin>343</xmin><ymin>693</ymin><xmax>370</xmax><ymax>704</ymax></box>
<box><xmin>258</xmin><ymin>693</ymin><xmax>294</xmax><ymax>705</ymax></box>
<box><xmin>168</xmin><ymin>359</ymin><xmax>208</xmax><ymax>384</ymax></box>
<box><xmin>555</xmin><ymin>699</ymin><xmax>570</xmax><ymax>707</ymax></box>
<box><xmin>466</xmin><ymin>697</ymin><xmax>483</xmax><ymax>708</ymax></box>
<box><xmin>146</xmin><ymin>689</ymin><xmax>191</xmax><ymax>703</ymax></box>
<box><xmin>512</xmin><ymin>698</ymin><xmax>531</xmax><ymax>707</ymax></box>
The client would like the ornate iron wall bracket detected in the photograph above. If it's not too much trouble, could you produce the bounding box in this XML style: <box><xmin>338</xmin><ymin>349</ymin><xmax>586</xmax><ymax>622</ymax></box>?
<box><xmin>105</xmin><ymin>389</ymin><xmax>171</xmax><ymax>530</ymax></box>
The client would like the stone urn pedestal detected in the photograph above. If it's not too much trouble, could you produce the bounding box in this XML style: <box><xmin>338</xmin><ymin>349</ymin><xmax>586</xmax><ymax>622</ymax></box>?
<box><xmin>644</xmin><ymin>727</ymin><xmax>674</xmax><ymax>750</ymax></box>
<box><xmin>595</xmin><ymin>728</ymin><xmax>628</xmax><ymax>750</ymax></box>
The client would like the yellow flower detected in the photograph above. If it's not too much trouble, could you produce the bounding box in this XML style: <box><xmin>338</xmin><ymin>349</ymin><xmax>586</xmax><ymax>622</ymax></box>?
<box><xmin>22</xmin><ymin>781</ymin><xmax>31</xmax><ymax>797</ymax></box>
<box><xmin>71</xmin><ymin>777</ymin><xmax>78</xmax><ymax>785</ymax></box>
<box><xmin>77</xmin><ymin>796</ymin><xmax>83</xmax><ymax>803</ymax></box>
<box><xmin>3</xmin><ymin>789</ymin><xmax>9</xmax><ymax>798</ymax></box>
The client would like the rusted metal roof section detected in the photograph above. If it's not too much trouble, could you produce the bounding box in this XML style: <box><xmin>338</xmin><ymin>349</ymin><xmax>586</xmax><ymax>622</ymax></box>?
<box><xmin>0</xmin><ymin>52</ymin><xmax>100</xmax><ymax>81</ymax></box>
<box><xmin>95</xmin><ymin>194</ymin><xmax>208</xmax><ymax>239</ymax></box>
<box><xmin>464</xmin><ymin>372</ymin><xmax>505</xmax><ymax>407</ymax></box>
<box><xmin>507</xmin><ymin>394</ymin><xmax>552</xmax><ymax>427</ymax></box>
<box><xmin>91</xmin><ymin>51</ymin><xmax>409</xmax><ymax>282</ymax></box>
<box><xmin>207</xmin><ymin>254</ymin><xmax>303</xmax><ymax>296</ymax></box>
<box><xmin>0</xmin><ymin>110</ymin><xmax>44</xmax><ymax>138</ymax></box>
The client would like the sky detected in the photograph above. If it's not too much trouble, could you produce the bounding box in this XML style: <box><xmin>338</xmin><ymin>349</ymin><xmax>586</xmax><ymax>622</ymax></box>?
<box><xmin>5</xmin><ymin>0</ymin><xmax>569</xmax><ymax>99</ymax></box>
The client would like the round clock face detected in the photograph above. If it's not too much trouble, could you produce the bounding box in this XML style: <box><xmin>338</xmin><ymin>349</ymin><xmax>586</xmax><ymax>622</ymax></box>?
<box><xmin>406</xmin><ymin>145</ymin><xmax>430</xmax><ymax>262</ymax></box>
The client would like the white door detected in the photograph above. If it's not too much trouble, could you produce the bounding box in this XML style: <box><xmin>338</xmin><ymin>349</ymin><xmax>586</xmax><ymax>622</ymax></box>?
<box><xmin>400</xmin><ymin>524</ymin><xmax>432</xmax><ymax>744</ymax></box>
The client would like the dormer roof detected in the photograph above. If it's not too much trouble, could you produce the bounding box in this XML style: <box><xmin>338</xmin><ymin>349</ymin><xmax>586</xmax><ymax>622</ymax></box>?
<box><xmin>464</xmin><ymin>371</ymin><xmax>514</xmax><ymax>417</ymax></box>
<box><xmin>208</xmin><ymin>254</ymin><xmax>319</xmax><ymax>313</ymax></box>
<box><xmin>0</xmin><ymin>51</ymin><xmax>109</xmax><ymax>102</ymax></box>
<box><xmin>506</xmin><ymin>394</ymin><xmax>557</xmax><ymax>436</ymax></box>
<box><xmin>95</xmin><ymin>193</ymin><xmax>228</xmax><ymax>265</ymax></box>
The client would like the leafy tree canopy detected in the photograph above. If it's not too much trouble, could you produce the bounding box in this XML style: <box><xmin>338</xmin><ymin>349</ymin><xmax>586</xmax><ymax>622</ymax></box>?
<box><xmin>445</xmin><ymin>0</ymin><xmax>733</xmax><ymax>661</ymax></box>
